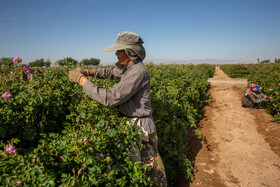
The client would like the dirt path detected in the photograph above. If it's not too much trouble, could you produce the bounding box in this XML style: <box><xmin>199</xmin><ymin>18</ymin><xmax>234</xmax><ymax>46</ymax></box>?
<box><xmin>188</xmin><ymin>69</ymin><xmax>280</xmax><ymax>187</ymax></box>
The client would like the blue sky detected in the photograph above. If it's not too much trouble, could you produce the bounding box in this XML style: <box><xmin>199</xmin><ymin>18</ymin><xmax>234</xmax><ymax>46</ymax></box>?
<box><xmin>1</xmin><ymin>0</ymin><xmax>280</xmax><ymax>65</ymax></box>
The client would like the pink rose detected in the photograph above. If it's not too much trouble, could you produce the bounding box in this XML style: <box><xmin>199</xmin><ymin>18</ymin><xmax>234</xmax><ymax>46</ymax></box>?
<box><xmin>107</xmin><ymin>157</ymin><xmax>111</xmax><ymax>162</ymax></box>
<box><xmin>5</xmin><ymin>144</ymin><xmax>16</xmax><ymax>155</ymax></box>
<box><xmin>2</xmin><ymin>91</ymin><xmax>12</xmax><ymax>100</ymax></box>
<box><xmin>16</xmin><ymin>181</ymin><xmax>22</xmax><ymax>184</ymax></box>
<box><xmin>13</xmin><ymin>57</ymin><xmax>22</xmax><ymax>64</ymax></box>
<box><xmin>99</xmin><ymin>153</ymin><xmax>104</xmax><ymax>158</ymax></box>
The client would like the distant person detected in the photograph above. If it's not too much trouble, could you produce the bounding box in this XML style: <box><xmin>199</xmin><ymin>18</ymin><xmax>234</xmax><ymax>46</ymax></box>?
<box><xmin>241</xmin><ymin>83</ymin><xmax>267</xmax><ymax>109</ymax></box>
<box><xmin>22</xmin><ymin>66</ymin><xmax>43</xmax><ymax>81</ymax></box>
<box><xmin>68</xmin><ymin>31</ymin><xmax>167</xmax><ymax>186</ymax></box>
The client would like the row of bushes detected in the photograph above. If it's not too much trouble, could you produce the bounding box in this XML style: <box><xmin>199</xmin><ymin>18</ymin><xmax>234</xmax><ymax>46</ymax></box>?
<box><xmin>0</xmin><ymin>57</ymin><xmax>100</xmax><ymax>67</ymax></box>
<box><xmin>0</xmin><ymin>63</ymin><xmax>215</xmax><ymax>186</ymax></box>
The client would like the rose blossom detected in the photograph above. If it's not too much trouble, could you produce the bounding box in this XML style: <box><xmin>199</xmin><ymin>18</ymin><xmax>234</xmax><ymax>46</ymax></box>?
<box><xmin>2</xmin><ymin>91</ymin><xmax>12</xmax><ymax>100</ymax></box>
<box><xmin>98</xmin><ymin>153</ymin><xmax>104</xmax><ymax>158</ymax></box>
<box><xmin>13</xmin><ymin>57</ymin><xmax>22</xmax><ymax>64</ymax></box>
<box><xmin>5</xmin><ymin>144</ymin><xmax>16</xmax><ymax>155</ymax></box>
<box><xmin>16</xmin><ymin>181</ymin><xmax>22</xmax><ymax>184</ymax></box>
<box><xmin>107</xmin><ymin>157</ymin><xmax>111</xmax><ymax>162</ymax></box>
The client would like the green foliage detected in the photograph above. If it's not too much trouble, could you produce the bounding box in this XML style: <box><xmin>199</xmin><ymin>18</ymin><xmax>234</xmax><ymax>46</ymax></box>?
<box><xmin>220</xmin><ymin>64</ymin><xmax>249</xmax><ymax>78</ymax></box>
<box><xmin>45</xmin><ymin>59</ymin><xmax>51</xmax><ymax>67</ymax></box>
<box><xmin>80</xmin><ymin>58</ymin><xmax>100</xmax><ymax>66</ymax></box>
<box><xmin>0</xmin><ymin>57</ymin><xmax>13</xmax><ymax>67</ymax></box>
<box><xmin>148</xmin><ymin>64</ymin><xmax>214</xmax><ymax>182</ymax></box>
<box><xmin>29</xmin><ymin>59</ymin><xmax>50</xmax><ymax>67</ymax></box>
<box><xmin>56</xmin><ymin>57</ymin><xmax>78</xmax><ymax>67</ymax></box>
<box><xmin>0</xmin><ymin>63</ymin><xmax>215</xmax><ymax>185</ymax></box>
<box><xmin>260</xmin><ymin>59</ymin><xmax>270</xmax><ymax>64</ymax></box>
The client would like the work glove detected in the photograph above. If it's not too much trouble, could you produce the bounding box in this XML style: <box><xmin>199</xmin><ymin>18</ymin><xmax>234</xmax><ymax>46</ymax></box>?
<box><xmin>69</xmin><ymin>70</ymin><xmax>84</xmax><ymax>84</ymax></box>
<box><xmin>74</xmin><ymin>67</ymin><xmax>89</xmax><ymax>76</ymax></box>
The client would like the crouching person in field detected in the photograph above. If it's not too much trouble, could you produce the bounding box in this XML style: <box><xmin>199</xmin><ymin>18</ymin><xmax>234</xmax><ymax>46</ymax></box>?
<box><xmin>242</xmin><ymin>83</ymin><xmax>267</xmax><ymax>109</ymax></box>
<box><xmin>68</xmin><ymin>31</ymin><xmax>167</xmax><ymax>186</ymax></box>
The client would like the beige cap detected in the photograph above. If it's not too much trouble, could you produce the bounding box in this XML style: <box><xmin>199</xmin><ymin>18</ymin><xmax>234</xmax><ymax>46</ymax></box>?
<box><xmin>103</xmin><ymin>31</ymin><xmax>144</xmax><ymax>51</ymax></box>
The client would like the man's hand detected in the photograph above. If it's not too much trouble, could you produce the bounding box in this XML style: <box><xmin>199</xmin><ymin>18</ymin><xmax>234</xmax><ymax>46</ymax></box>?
<box><xmin>74</xmin><ymin>67</ymin><xmax>89</xmax><ymax>76</ymax></box>
<box><xmin>69</xmin><ymin>70</ymin><xmax>85</xmax><ymax>84</ymax></box>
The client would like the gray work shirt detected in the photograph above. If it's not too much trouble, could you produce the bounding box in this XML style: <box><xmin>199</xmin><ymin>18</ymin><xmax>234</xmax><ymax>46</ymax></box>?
<box><xmin>83</xmin><ymin>61</ymin><xmax>156</xmax><ymax>134</ymax></box>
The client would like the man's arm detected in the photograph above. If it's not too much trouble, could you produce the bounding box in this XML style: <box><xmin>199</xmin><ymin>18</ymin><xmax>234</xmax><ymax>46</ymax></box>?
<box><xmin>93</xmin><ymin>67</ymin><xmax>123</xmax><ymax>79</ymax></box>
<box><xmin>248</xmin><ymin>94</ymin><xmax>266</xmax><ymax>104</ymax></box>
<box><xmin>81</xmin><ymin>70</ymin><xmax>148</xmax><ymax>107</ymax></box>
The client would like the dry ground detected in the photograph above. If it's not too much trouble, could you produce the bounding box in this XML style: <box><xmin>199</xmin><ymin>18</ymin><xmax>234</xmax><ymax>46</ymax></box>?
<box><xmin>184</xmin><ymin>69</ymin><xmax>280</xmax><ymax>187</ymax></box>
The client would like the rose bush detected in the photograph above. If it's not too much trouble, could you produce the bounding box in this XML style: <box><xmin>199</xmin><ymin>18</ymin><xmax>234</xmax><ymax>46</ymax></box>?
<box><xmin>0</xmin><ymin>61</ymin><xmax>215</xmax><ymax>185</ymax></box>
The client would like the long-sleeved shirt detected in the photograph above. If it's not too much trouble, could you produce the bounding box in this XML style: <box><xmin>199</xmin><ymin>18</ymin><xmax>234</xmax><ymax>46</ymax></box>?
<box><xmin>83</xmin><ymin>61</ymin><xmax>156</xmax><ymax>134</ymax></box>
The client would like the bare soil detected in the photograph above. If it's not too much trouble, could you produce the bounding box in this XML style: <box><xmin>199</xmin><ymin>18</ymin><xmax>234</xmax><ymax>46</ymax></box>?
<box><xmin>183</xmin><ymin>69</ymin><xmax>280</xmax><ymax>187</ymax></box>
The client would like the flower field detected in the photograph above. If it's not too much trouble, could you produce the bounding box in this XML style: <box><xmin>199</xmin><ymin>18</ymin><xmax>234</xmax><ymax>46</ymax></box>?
<box><xmin>0</xmin><ymin>60</ymin><xmax>215</xmax><ymax>186</ymax></box>
<box><xmin>221</xmin><ymin>63</ymin><xmax>280</xmax><ymax>123</ymax></box>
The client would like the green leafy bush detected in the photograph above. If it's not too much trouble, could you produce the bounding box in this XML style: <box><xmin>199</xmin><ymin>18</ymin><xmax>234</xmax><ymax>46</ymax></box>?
<box><xmin>0</xmin><ymin>63</ymin><xmax>215</xmax><ymax>185</ymax></box>
<box><xmin>220</xmin><ymin>64</ymin><xmax>249</xmax><ymax>78</ymax></box>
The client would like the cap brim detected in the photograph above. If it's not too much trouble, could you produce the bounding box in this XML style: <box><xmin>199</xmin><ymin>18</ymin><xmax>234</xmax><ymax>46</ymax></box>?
<box><xmin>102</xmin><ymin>43</ymin><xmax>131</xmax><ymax>51</ymax></box>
